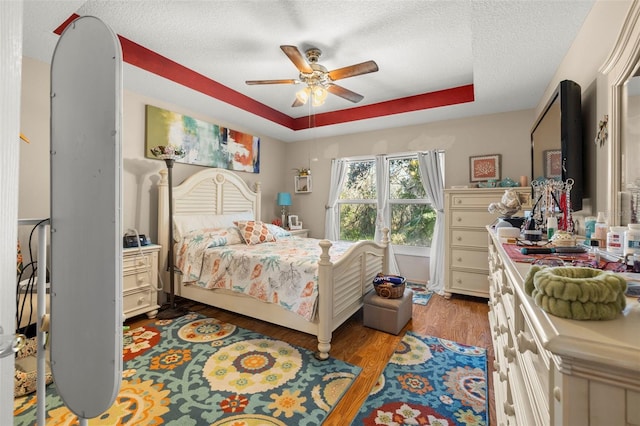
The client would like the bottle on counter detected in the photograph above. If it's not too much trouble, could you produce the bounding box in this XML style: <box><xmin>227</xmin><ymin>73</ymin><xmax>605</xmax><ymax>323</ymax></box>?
<box><xmin>588</xmin><ymin>239</ymin><xmax>600</xmax><ymax>263</ymax></box>
<box><xmin>624</xmin><ymin>223</ymin><xmax>640</xmax><ymax>256</ymax></box>
<box><xmin>594</xmin><ymin>211</ymin><xmax>608</xmax><ymax>249</ymax></box>
<box><xmin>607</xmin><ymin>226</ymin><xmax>626</xmax><ymax>255</ymax></box>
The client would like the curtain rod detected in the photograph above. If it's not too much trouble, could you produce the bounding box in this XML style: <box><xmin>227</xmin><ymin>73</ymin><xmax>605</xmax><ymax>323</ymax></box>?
<box><xmin>338</xmin><ymin>149</ymin><xmax>445</xmax><ymax>162</ymax></box>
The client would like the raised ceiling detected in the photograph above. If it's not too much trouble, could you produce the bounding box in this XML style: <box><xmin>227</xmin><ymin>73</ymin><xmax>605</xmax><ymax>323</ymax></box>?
<box><xmin>22</xmin><ymin>0</ymin><xmax>595</xmax><ymax>142</ymax></box>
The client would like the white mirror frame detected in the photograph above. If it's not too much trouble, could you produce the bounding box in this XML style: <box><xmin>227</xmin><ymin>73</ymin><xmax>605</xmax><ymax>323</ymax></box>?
<box><xmin>599</xmin><ymin>1</ymin><xmax>640</xmax><ymax>225</ymax></box>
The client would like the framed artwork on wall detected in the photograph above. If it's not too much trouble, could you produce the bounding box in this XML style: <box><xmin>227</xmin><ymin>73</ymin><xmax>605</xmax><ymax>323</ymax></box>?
<box><xmin>469</xmin><ymin>154</ymin><xmax>501</xmax><ymax>182</ymax></box>
<box><xmin>543</xmin><ymin>149</ymin><xmax>562</xmax><ymax>179</ymax></box>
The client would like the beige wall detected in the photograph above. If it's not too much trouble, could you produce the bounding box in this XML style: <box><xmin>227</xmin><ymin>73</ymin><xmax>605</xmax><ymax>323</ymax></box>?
<box><xmin>284</xmin><ymin>109</ymin><xmax>533</xmax><ymax>237</ymax></box>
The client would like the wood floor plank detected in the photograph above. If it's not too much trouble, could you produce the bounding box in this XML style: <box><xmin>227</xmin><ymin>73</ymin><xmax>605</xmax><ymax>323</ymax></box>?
<box><xmin>127</xmin><ymin>292</ymin><xmax>496</xmax><ymax>425</ymax></box>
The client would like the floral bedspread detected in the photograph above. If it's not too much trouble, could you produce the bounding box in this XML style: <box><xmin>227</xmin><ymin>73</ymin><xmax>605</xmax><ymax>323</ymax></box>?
<box><xmin>175</xmin><ymin>234</ymin><xmax>355</xmax><ymax>320</ymax></box>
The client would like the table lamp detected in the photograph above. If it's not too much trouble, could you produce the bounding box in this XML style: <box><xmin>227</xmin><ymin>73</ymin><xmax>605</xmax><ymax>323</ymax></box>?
<box><xmin>277</xmin><ymin>192</ymin><xmax>292</xmax><ymax>227</ymax></box>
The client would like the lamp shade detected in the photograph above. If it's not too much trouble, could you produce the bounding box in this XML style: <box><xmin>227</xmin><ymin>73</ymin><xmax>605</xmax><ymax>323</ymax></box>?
<box><xmin>277</xmin><ymin>192</ymin><xmax>292</xmax><ymax>206</ymax></box>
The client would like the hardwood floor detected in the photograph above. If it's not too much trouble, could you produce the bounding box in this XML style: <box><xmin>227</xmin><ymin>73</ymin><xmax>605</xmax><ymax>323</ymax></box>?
<box><xmin>126</xmin><ymin>293</ymin><xmax>496</xmax><ymax>425</ymax></box>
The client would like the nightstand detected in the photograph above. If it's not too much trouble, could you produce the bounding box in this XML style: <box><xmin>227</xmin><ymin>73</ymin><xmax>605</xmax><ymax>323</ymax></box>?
<box><xmin>289</xmin><ymin>229</ymin><xmax>309</xmax><ymax>238</ymax></box>
<box><xmin>122</xmin><ymin>244</ymin><xmax>161</xmax><ymax>319</ymax></box>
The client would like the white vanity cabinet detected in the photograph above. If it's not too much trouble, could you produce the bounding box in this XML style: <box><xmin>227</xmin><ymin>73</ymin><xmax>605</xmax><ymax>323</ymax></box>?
<box><xmin>443</xmin><ymin>187</ymin><xmax>530</xmax><ymax>298</ymax></box>
<box><xmin>487</xmin><ymin>228</ymin><xmax>640</xmax><ymax>426</ymax></box>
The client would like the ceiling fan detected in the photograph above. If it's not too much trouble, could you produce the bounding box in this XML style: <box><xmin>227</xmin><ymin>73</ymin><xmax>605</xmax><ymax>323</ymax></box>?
<box><xmin>246</xmin><ymin>45</ymin><xmax>379</xmax><ymax>107</ymax></box>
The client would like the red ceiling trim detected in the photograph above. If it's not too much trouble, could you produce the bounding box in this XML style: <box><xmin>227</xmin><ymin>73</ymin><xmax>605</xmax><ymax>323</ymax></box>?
<box><xmin>291</xmin><ymin>84</ymin><xmax>475</xmax><ymax>130</ymax></box>
<box><xmin>54</xmin><ymin>14</ymin><xmax>474</xmax><ymax>133</ymax></box>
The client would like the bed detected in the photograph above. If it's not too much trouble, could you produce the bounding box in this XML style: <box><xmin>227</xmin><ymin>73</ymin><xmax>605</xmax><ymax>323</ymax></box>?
<box><xmin>157</xmin><ymin>167</ymin><xmax>389</xmax><ymax>359</ymax></box>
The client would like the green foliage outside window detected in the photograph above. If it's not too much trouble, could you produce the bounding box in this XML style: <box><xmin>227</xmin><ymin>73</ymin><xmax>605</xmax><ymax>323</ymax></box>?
<box><xmin>338</xmin><ymin>157</ymin><xmax>437</xmax><ymax>246</ymax></box>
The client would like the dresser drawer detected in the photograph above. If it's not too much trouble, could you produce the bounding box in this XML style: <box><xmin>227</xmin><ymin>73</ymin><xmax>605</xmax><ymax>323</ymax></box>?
<box><xmin>448</xmin><ymin>270</ymin><xmax>490</xmax><ymax>295</ymax></box>
<box><xmin>450</xmin><ymin>229</ymin><xmax>489</xmax><ymax>248</ymax></box>
<box><xmin>517</xmin><ymin>303</ymin><xmax>551</xmax><ymax>425</ymax></box>
<box><xmin>449</xmin><ymin>192</ymin><xmax>505</xmax><ymax>208</ymax></box>
<box><xmin>449</xmin><ymin>210</ymin><xmax>496</xmax><ymax>228</ymax></box>
<box><xmin>450</xmin><ymin>248</ymin><xmax>489</xmax><ymax>270</ymax></box>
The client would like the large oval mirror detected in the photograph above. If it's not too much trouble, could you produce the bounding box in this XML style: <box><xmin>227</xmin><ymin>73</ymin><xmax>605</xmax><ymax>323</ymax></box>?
<box><xmin>620</xmin><ymin>71</ymin><xmax>640</xmax><ymax>225</ymax></box>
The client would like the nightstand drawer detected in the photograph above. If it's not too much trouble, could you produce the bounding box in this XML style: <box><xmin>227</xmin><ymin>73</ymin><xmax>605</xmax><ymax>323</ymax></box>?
<box><xmin>123</xmin><ymin>252</ymin><xmax>153</xmax><ymax>273</ymax></box>
<box><xmin>123</xmin><ymin>270</ymin><xmax>151</xmax><ymax>291</ymax></box>
<box><xmin>123</xmin><ymin>288</ymin><xmax>155</xmax><ymax>315</ymax></box>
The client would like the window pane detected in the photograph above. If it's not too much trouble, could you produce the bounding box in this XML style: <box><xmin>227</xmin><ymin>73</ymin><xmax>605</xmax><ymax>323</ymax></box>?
<box><xmin>389</xmin><ymin>158</ymin><xmax>426</xmax><ymax>199</ymax></box>
<box><xmin>339</xmin><ymin>203</ymin><xmax>376</xmax><ymax>241</ymax></box>
<box><xmin>390</xmin><ymin>203</ymin><xmax>435</xmax><ymax>246</ymax></box>
<box><xmin>340</xmin><ymin>160</ymin><xmax>376</xmax><ymax>200</ymax></box>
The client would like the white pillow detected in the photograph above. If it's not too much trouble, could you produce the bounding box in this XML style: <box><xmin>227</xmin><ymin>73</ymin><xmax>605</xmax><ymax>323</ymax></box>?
<box><xmin>173</xmin><ymin>211</ymin><xmax>253</xmax><ymax>241</ymax></box>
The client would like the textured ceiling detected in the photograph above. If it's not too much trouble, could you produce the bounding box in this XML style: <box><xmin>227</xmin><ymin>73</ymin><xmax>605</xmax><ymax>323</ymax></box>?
<box><xmin>22</xmin><ymin>0</ymin><xmax>595</xmax><ymax>142</ymax></box>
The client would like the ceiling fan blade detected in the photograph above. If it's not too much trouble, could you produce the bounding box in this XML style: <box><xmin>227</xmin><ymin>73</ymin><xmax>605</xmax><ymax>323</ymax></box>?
<box><xmin>245</xmin><ymin>79</ymin><xmax>298</xmax><ymax>85</ymax></box>
<box><xmin>280</xmin><ymin>45</ymin><xmax>313</xmax><ymax>73</ymax></box>
<box><xmin>328</xmin><ymin>60</ymin><xmax>379</xmax><ymax>81</ymax></box>
<box><xmin>327</xmin><ymin>84</ymin><xmax>364</xmax><ymax>103</ymax></box>
<box><xmin>291</xmin><ymin>97</ymin><xmax>305</xmax><ymax>107</ymax></box>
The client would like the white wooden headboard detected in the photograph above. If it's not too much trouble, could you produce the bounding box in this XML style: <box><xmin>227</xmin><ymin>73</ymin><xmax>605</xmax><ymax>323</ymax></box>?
<box><xmin>157</xmin><ymin>168</ymin><xmax>262</xmax><ymax>283</ymax></box>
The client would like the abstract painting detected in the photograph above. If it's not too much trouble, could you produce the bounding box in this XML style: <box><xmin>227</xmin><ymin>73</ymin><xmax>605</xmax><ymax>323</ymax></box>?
<box><xmin>145</xmin><ymin>105</ymin><xmax>260</xmax><ymax>173</ymax></box>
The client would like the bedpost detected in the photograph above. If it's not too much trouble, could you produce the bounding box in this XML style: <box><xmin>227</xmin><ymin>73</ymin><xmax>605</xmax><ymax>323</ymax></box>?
<box><xmin>157</xmin><ymin>169</ymin><xmax>170</xmax><ymax>294</ymax></box>
<box><xmin>316</xmin><ymin>239</ymin><xmax>334</xmax><ymax>360</ymax></box>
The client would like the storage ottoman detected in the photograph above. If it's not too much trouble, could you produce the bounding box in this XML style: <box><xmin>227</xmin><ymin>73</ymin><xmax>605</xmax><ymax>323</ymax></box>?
<box><xmin>363</xmin><ymin>289</ymin><xmax>413</xmax><ymax>335</ymax></box>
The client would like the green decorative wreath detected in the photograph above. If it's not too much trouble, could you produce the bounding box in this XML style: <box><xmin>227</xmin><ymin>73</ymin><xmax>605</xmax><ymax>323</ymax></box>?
<box><xmin>524</xmin><ymin>266</ymin><xmax>627</xmax><ymax>320</ymax></box>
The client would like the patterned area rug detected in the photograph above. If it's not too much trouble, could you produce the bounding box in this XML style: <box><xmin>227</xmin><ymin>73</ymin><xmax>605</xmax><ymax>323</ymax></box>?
<box><xmin>14</xmin><ymin>312</ymin><xmax>360</xmax><ymax>425</ymax></box>
<box><xmin>351</xmin><ymin>332</ymin><xmax>487</xmax><ymax>425</ymax></box>
<box><xmin>407</xmin><ymin>282</ymin><xmax>433</xmax><ymax>306</ymax></box>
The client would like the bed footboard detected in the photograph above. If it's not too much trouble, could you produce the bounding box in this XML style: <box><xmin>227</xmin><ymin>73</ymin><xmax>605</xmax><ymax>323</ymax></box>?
<box><xmin>315</xmin><ymin>230</ymin><xmax>389</xmax><ymax>359</ymax></box>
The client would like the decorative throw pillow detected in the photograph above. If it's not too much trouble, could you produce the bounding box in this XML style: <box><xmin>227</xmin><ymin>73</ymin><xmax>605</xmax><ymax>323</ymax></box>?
<box><xmin>235</xmin><ymin>221</ymin><xmax>277</xmax><ymax>245</ymax></box>
<box><xmin>173</xmin><ymin>211</ymin><xmax>254</xmax><ymax>241</ymax></box>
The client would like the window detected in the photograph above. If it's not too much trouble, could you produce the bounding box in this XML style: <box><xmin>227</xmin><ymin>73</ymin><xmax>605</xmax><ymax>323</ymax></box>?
<box><xmin>337</xmin><ymin>155</ymin><xmax>438</xmax><ymax>247</ymax></box>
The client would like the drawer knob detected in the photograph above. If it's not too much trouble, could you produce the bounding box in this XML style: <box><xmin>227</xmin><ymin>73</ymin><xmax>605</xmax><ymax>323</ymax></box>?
<box><xmin>517</xmin><ymin>331</ymin><xmax>538</xmax><ymax>354</ymax></box>
<box><xmin>503</xmin><ymin>401</ymin><xmax>515</xmax><ymax>416</ymax></box>
<box><xmin>503</xmin><ymin>346</ymin><xmax>516</xmax><ymax>362</ymax></box>
<box><xmin>553</xmin><ymin>386</ymin><xmax>562</xmax><ymax>401</ymax></box>
<box><xmin>137</xmin><ymin>297</ymin><xmax>145</xmax><ymax>305</ymax></box>
<box><xmin>456</xmin><ymin>199</ymin><xmax>462</xmax><ymax>204</ymax></box>
<box><xmin>501</xmin><ymin>285</ymin><xmax>513</xmax><ymax>295</ymax></box>
<box><xmin>456</xmin><ymin>257</ymin><xmax>462</xmax><ymax>262</ymax></box>
<box><xmin>137</xmin><ymin>260</ymin><xmax>145</xmax><ymax>266</ymax></box>
<box><xmin>456</xmin><ymin>236</ymin><xmax>462</xmax><ymax>241</ymax></box>
<box><xmin>456</xmin><ymin>217</ymin><xmax>462</xmax><ymax>222</ymax></box>
<box><xmin>456</xmin><ymin>278</ymin><xmax>462</xmax><ymax>284</ymax></box>
<box><xmin>137</xmin><ymin>277</ymin><xmax>145</xmax><ymax>283</ymax></box>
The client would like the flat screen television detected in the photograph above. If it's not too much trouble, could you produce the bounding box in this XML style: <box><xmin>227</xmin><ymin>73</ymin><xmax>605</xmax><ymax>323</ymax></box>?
<box><xmin>530</xmin><ymin>79</ymin><xmax>583</xmax><ymax>211</ymax></box>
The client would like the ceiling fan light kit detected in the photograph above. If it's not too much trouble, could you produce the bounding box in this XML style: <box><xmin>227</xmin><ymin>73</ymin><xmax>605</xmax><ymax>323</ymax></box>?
<box><xmin>246</xmin><ymin>45</ymin><xmax>378</xmax><ymax>107</ymax></box>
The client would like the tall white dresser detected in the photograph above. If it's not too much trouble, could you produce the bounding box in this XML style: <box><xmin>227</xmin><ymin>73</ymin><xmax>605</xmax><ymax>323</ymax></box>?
<box><xmin>444</xmin><ymin>187</ymin><xmax>530</xmax><ymax>299</ymax></box>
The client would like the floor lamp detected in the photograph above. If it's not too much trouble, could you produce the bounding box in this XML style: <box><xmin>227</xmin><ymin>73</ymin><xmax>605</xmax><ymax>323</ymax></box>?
<box><xmin>153</xmin><ymin>147</ymin><xmax>187</xmax><ymax>319</ymax></box>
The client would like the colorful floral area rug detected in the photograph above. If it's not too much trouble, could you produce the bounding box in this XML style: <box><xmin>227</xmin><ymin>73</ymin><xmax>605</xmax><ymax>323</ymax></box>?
<box><xmin>14</xmin><ymin>312</ymin><xmax>361</xmax><ymax>426</ymax></box>
<box><xmin>407</xmin><ymin>282</ymin><xmax>433</xmax><ymax>306</ymax></box>
<box><xmin>351</xmin><ymin>332</ymin><xmax>487</xmax><ymax>426</ymax></box>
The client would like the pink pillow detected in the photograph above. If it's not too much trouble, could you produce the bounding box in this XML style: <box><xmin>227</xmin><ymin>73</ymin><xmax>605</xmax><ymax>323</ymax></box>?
<box><xmin>234</xmin><ymin>221</ymin><xmax>277</xmax><ymax>245</ymax></box>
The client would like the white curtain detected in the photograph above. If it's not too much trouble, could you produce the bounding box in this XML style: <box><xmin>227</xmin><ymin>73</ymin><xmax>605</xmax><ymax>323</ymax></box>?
<box><xmin>374</xmin><ymin>155</ymin><xmax>400</xmax><ymax>274</ymax></box>
<box><xmin>418</xmin><ymin>151</ymin><xmax>445</xmax><ymax>294</ymax></box>
<box><xmin>324</xmin><ymin>159</ymin><xmax>348</xmax><ymax>240</ymax></box>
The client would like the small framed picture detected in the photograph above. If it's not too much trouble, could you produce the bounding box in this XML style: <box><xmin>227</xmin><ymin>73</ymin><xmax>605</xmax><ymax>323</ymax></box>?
<box><xmin>543</xmin><ymin>149</ymin><xmax>562</xmax><ymax>178</ymax></box>
<box><xmin>469</xmin><ymin>154</ymin><xmax>501</xmax><ymax>182</ymax></box>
